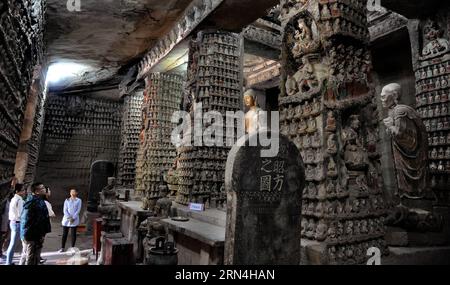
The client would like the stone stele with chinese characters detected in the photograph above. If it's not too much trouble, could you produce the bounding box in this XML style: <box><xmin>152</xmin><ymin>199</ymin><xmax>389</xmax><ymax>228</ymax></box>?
<box><xmin>224</xmin><ymin>130</ymin><xmax>305</xmax><ymax>265</ymax></box>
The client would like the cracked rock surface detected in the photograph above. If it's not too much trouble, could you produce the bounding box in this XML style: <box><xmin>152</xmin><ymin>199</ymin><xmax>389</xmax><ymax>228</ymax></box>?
<box><xmin>46</xmin><ymin>0</ymin><xmax>192</xmax><ymax>89</ymax></box>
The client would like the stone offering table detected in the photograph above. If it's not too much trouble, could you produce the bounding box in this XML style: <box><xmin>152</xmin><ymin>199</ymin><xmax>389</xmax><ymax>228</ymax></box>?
<box><xmin>160</xmin><ymin>203</ymin><xmax>226</xmax><ymax>265</ymax></box>
<box><xmin>118</xmin><ymin>201</ymin><xmax>153</xmax><ymax>262</ymax></box>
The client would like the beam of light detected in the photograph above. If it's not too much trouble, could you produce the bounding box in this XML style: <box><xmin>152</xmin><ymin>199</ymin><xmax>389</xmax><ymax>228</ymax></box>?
<box><xmin>46</xmin><ymin>62</ymin><xmax>90</xmax><ymax>85</ymax></box>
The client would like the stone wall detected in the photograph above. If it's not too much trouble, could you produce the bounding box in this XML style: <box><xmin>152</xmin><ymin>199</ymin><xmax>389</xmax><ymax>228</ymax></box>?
<box><xmin>135</xmin><ymin>73</ymin><xmax>183</xmax><ymax>209</ymax></box>
<box><xmin>408</xmin><ymin>6</ymin><xmax>450</xmax><ymax>206</ymax></box>
<box><xmin>36</xmin><ymin>94</ymin><xmax>122</xmax><ymax>212</ymax></box>
<box><xmin>117</xmin><ymin>91</ymin><xmax>144</xmax><ymax>189</ymax></box>
<box><xmin>0</xmin><ymin>0</ymin><xmax>46</xmax><ymax>196</ymax></box>
<box><xmin>24</xmin><ymin>74</ymin><xmax>47</xmax><ymax>186</ymax></box>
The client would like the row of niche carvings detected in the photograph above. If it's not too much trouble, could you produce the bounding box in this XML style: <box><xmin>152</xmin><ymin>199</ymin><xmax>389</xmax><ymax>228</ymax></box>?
<box><xmin>36</xmin><ymin>95</ymin><xmax>122</xmax><ymax>197</ymax></box>
<box><xmin>414</xmin><ymin>19</ymin><xmax>450</xmax><ymax>193</ymax></box>
<box><xmin>117</xmin><ymin>92</ymin><xmax>144</xmax><ymax>188</ymax></box>
<box><xmin>175</xmin><ymin>31</ymin><xmax>244</xmax><ymax>209</ymax></box>
<box><xmin>134</xmin><ymin>73</ymin><xmax>183</xmax><ymax>211</ymax></box>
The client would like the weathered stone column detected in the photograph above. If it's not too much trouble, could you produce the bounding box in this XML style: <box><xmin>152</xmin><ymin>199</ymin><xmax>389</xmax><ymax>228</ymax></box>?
<box><xmin>279</xmin><ymin>0</ymin><xmax>387</xmax><ymax>264</ymax></box>
<box><xmin>117</xmin><ymin>90</ymin><xmax>144</xmax><ymax>191</ymax></box>
<box><xmin>135</xmin><ymin>74</ymin><xmax>183</xmax><ymax>210</ymax></box>
<box><xmin>175</xmin><ymin>30</ymin><xmax>244</xmax><ymax>209</ymax></box>
<box><xmin>14</xmin><ymin>66</ymin><xmax>47</xmax><ymax>184</ymax></box>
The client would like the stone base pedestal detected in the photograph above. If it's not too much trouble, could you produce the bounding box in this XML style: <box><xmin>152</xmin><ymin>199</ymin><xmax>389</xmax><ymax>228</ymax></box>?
<box><xmin>161</xmin><ymin>203</ymin><xmax>226</xmax><ymax>265</ymax></box>
<box><xmin>84</xmin><ymin>211</ymin><xmax>101</xmax><ymax>234</ymax></box>
<box><xmin>386</xmin><ymin>227</ymin><xmax>450</xmax><ymax>247</ymax></box>
<box><xmin>118</xmin><ymin>201</ymin><xmax>152</xmax><ymax>263</ymax></box>
<box><xmin>384</xmin><ymin>246</ymin><xmax>450</xmax><ymax>265</ymax></box>
<box><xmin>300</xmin><ymin>239</ymin><xmax>328</xmax><ymax>265</ymax></box>
<box><xmin>104</xmin><ymin>237</ymin><xmax>135</xmax><ymax>265</ymax></box>
<box><xmin>300</xmin><ymin>238</ymin><xmax>450</xmax><ymax>265</ymax></box>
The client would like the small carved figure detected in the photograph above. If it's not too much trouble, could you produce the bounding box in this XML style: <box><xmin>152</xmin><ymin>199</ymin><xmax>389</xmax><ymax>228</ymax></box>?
<box><xmin>341</xmin><ymin>115</ymin><xmax>368</xmax><ymax>170</ymax></box>
<box><xmin>327</xmin><ymin>134</ymin><xmax>338</xmax><ymax>154</ymax></box>
<box><xmin>325</xmin><ymin>111</ymin><xmax>337</xmax><ymax>132</ymax></box>
<box><xmin>422</xmin><ymin>20</ymin><xmax>450</xmax><ymax>58</ymax></box>
<box><xmin>315</xmin><ymin>220</ymin><xmax>328</xmax><ymax>241</ymax></box>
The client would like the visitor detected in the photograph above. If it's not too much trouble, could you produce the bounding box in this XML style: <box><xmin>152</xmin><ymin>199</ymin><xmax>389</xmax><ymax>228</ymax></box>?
<box><xmin>44</xmin><ymin>187</ymin><xmax>56</xmax><ymax>218</ymax></box>
<box><xmin>60</xmin><ymin>189</ymin><xmax>82</xmax><ymax>253</ymax></box>
<box><xmin>39</xmin><ymin>187</ymin><xmax>55</xmax><ymax>264</ymax></box>
<box><xmin>0</xmin><ymin>191</ymin><xmax>13</xmax><ymax>262</ymax></box>
<box><xmin>5</xmin><ymin>184</ymin><xmax>26</xmax><ymax>265</ymax></box>
<box><xmin>20</xmin><ymin>182</ymin><xmax>51</xmax><ymax>265</ymax></box>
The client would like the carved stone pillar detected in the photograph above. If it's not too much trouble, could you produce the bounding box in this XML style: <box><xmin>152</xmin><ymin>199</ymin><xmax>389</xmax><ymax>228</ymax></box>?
<box><xmin>14</xmin><ymin>66</ymin><xmax>46</xmax><ymax>183</ymax></box>
<box><xmin>117</xmin><ymin>90</ymin><xmax>144</xmax><ymax>191</ymax></box>
<box><xmin>135</xmin><ymin>74</ymin><xmax>183</xmax><ymax>210</ymax></box>
<box><xmin>279</xmin><ymin>0</ymin><xmax>387</xmax><ymax>264</ymax></box>
<box><xmin>175</xmin><ymin>30</ymin><xmax>244</xmax><ymax>209</ymax></box>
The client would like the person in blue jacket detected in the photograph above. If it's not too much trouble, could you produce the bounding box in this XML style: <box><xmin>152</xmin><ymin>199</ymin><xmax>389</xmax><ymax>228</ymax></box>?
<box><xmin>20</xmin><ymin>182</ymin><xmax>51</xmax><ymax>265</ymax></box>
<box><xmin>59</xmin><ymin>189</ymin><xmax>82</xmax><ymax>252</ymax></box>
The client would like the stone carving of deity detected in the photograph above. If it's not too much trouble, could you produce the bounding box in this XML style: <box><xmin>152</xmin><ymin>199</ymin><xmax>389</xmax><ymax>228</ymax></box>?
<box><xmin>327</xmin><ymin>157</ymin><xmax>338</xmax><ymax>177</ymax></box>
<box><xmin>311</xmin><ymin>98</ymin><xmax>321</xmax><ymax>115</ymax></box>
<box><xmin>325</xmin><ymin>111</ymin><xmax>337</xmax><ymax>132</ymax></box>
<box><xmin>298</xmin><ymin>119</ymin><xmax>308</xmax><ymax>134</ymax></box>
<box><xmin>422</xmin><ymin>20</ymin><xmax>450</xmax><ymax>58</ymax></box>
<box><xmin>327</xmin><ymin>134</ymin><xmax>338</xmax><ymax>154</ymax></box>
<box><xmin>286</xmin><ymin>75</ymin><xmax>298</xmax><ymax>96</ymax></box>
<box><xmin>312</xmin><ymin>132</ymin><xmax>321</xmax><ymax>148</ymax></box>
<box><xmin>315</xmin><ymin>221</ymin><xmax>328</xmax><ymax>241</ymax></box>
<box><xmin>307</xmin><ymin>117</ymin><xmax>317</xmax><ymax>133</ymax></box>
<box><xmin>98</xmin><ymin>177</ymin><xmax>119</xmax><ymax>224</ymax></box>
<box><xmin>292</xmin><ymin>18</ymin><xmax>316</xmax><ymax>57</ymax></box>
<box><xmin>381</xmin><ymin>83</ymin><xmax>429</xmax><ymax>199</ymax></box>
<box><xmin>321</xmin><ymin>4</ymin><xmax>331</xmax><ymax>19</ymax></box>
<box><xmin>293</xmin><ymin>105</ymin><xmax>302</xmax><ymax>120</ymax></box>
<box><xmin>341</xmin><ymin>115</ymin><xmax>368</xmax><ymax>170</ymax></box>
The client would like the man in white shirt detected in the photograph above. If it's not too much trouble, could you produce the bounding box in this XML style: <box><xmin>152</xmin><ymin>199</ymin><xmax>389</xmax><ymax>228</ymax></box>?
<box><xmin>5</xmin><ymin>184</ymin><xmax>26</xmax><ymax>265</ymax></box>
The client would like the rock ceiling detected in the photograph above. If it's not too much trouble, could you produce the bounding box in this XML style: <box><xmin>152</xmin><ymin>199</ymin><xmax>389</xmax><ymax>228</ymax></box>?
<box><xmin>46</xmin><ymin>0</ymin><xmax>192</xmax><ymax>90</ymax></box>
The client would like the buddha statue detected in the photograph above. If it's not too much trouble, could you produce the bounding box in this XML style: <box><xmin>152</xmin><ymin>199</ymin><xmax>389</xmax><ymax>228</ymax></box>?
<box><xmin>381</xmin><ymin>83</ymin><xmax>429</xmax><ymax>199</ymax></box>
<box><xmin>244</xmin><ymin>89</ymin><xmax>262</xmax><ymax>134</ymax></box>
<box><xmin>315</xmin><ymin>221</ymin><xmax>328</xmax><ymax>241</ymax></box>
<box><xmin>306</xmin><ymin>117</ymin><xmax>317</xmax><ymax>133</ymax></box>
<box><xmin>298</xmin><ymin>119</ymin><xmax>308</xmax><ymax>134</ymax></box>
<box><xmin>312</xmin><ymin>132</ymin><xmax>321</xmax><ymax>148</ymax></box>
<box><xmin>305</xmin><ymin>149</ymin><xmax>315</xmax><ymax>164</ymax></box>
<box><xmin>325</xmin><ymin>111</ymin><xmax>337</xmax><ymax>132</ymax></box>
<box><xmin>341</xmin><ymin>115</ymin><xmax>368</xmax><ymax>170</ymax></box>
<box><xmin>327</xmin><ymin>134</ymin><xmax>338</xmax><ymax>154</ymax></box>
<box><xmin>327</xmin><ymin>157</ymin><xmax>338</xmax><ymax>177</ymax></box>
<box><xmin>286</xmin><ymin>75</ymin><xmax>298</xmax><ymax>96</ymax></box>
<box><xmin>294</xmin><ymin>104</ymin><xmax>303</xmax><ymax>119</ymax></box>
